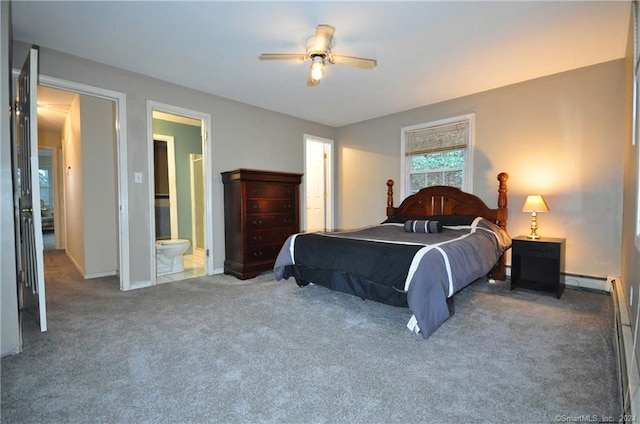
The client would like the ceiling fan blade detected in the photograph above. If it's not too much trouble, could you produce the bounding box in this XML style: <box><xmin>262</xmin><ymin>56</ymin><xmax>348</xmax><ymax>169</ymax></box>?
<box><xmin>329</xmin><ymin>54</ymin><xmax>377</xmax><ymax>69</ymax></box>
<box><xmin>306</xmin><ymin>66</ymin><xmax>321</xmax><ymax>87</ymax></box>
<box><xmin>313</xmin><ymin>24</ymin><xmax>335</xmax><ymax>52</ymax></box>
<box><xmin>259</xmin><ymin>53</ymin><xmax>306</xmax><ymax>61</ymax></box>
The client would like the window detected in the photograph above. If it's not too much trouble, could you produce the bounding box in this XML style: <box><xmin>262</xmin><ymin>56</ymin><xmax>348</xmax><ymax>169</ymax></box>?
<box><xmin>39</xmin><ymin>167</ymin><xmax>51</xmax><ymax>207</ymax></box>
<box><xmin>401</xmin><ymin>114</ymin><xmax>474</xmax><ymax>197</ymax></box>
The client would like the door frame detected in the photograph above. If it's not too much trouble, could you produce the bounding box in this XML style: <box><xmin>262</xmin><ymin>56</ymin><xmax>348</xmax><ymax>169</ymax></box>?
<box><xmin>303</xmin><ymin>134</ymin><xmax>334</xmax><ymax>232</ymax></box>
<box><xmin>146</xmin><ymin>100</ymin><xmax>213</xmax><ymax>282</ymax></box>
<box><xmin>36</xmin><ymin>75</ymin><xmax>131</xmax><ymax>291</ymax></box>
<box><xmin>189</xmin><ymin>153</ymin><xmax>205</xmax><ymax>256</ymax></box>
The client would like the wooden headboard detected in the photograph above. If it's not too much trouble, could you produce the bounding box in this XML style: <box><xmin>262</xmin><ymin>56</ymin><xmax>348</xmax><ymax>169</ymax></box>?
<box><xmin>386</xmin><ymin>172</ymin><xmax>509</xmax><ymax>280</ymax></box>
<box><xmin>386</xmin><ymin>172</ymin><xmax>509</xmax><ymax>231</ymax></box>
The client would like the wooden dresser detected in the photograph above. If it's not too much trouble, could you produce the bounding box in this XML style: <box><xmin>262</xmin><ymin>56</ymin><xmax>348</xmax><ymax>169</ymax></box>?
<box><xmin>222</xmin><ymin>169</ymin><xmax>303</xmax><ymax>280</ymax></box>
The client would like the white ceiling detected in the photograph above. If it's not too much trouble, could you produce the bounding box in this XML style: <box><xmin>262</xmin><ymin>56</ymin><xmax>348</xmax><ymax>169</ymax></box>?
<box><xmin>12</xmin><ymin>1</ymin><xmax>631</xmax><ymax>128</ymax></box>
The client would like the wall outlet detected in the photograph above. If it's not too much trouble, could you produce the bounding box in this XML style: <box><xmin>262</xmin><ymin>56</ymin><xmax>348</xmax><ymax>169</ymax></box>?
<box><xmin>134</xmin><ymin>172</ymin><xmax>143</xmax><ymax>184</ymax></box>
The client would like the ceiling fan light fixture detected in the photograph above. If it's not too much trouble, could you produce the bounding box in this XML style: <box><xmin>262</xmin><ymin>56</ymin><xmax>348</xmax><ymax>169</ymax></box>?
<box><xmin>259</xmin><ymin>24</ymin><xmax>376</xmax><ymax>86</ymax></box>
<box><xmin>310</xmin><ymin>55</ymin><xmax>324</xmax><ymax>81</ymax></box>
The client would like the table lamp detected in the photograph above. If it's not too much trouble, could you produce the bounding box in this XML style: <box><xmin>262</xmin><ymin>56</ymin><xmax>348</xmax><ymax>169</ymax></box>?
<box><xmin>522</xmin><ymin>195</ymin><xmax>549</xmax><ymax>239</ymax></box>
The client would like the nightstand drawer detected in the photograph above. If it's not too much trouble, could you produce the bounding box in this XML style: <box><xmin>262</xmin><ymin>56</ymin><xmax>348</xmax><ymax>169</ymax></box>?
<box><xmin>512</xmin><ymin>239</ymin><xmax>560</xmax><ymax>259</ymax></box>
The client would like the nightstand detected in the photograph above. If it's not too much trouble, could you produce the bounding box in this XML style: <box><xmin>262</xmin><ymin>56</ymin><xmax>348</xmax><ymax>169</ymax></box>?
<box><xmin>510</xmin><ymin>236</ymin><xmax>566</xmax><ymax>299</ymax></box>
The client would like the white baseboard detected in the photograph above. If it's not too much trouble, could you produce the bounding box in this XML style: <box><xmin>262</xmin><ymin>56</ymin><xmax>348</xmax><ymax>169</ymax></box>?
<box><xmin>84</xmin><ymin>270</ymin><xmax>117</xmax><ymax>279</ymax></box>
<box><xmin>126</xmin><ymin>280</ymin><xmax>153</xmax><ymax>291</ymax></box>
<box><xmin>564</xmin><ymin>274</ymin><xmax>610</xmax><ymax>293</ymax></box>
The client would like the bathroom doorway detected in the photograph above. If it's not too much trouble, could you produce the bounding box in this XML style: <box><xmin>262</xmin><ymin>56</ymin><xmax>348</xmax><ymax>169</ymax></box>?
<box><xmin>148</xmin><ymin>102</ymin><xmax>213</xmax><ymax>284</ymax></box>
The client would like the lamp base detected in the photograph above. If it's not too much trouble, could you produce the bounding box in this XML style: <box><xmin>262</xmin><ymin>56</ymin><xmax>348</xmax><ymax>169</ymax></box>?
<box><xmin>527</xmin><ymin>212</ymin><xmax>540</xmax><ymax>240</ymax></box>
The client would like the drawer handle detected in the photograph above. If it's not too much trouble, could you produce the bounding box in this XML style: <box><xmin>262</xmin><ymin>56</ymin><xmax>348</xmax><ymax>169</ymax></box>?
<box><xmin>252</xmin><ymin>235</ymin><xmax>263</xmax><ymax>241</ymax></box>
<box><xmin>252</xmin><ymin>220</ymin><xmax>263</xmax><ymax>225</ymax></box>
<box><xmin>252</xmin><ymin>204</ymin><xmax>260</xmax><ymax>210</ymax></box>
<box><xmin>253</xmin><ymin>251</ymin><xmax>263</xmax><ymax>257</ymax></box>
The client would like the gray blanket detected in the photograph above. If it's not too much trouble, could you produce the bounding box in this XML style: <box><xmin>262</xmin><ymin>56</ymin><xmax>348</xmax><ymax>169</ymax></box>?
<box><xmin>274</xmin><ymin>217</ymin><xmax>511</xmax><ymax>338</ymax></box>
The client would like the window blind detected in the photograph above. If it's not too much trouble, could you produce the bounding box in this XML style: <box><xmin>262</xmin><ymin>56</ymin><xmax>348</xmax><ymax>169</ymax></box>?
<box><xmin>405</xmin><ymin>121</ymin><xmax>469</xmax><ymax>156</ymax></box>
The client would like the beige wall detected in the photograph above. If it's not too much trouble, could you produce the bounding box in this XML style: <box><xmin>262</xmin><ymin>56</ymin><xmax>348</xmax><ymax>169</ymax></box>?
<box><xmin>62</xmin><ymin>94</ymin><xmax>119</xmax><ymax>278</ymax></box>
<box><xmin>39</xmin><ymin>129</ymin><xmax>61</xmax><ymax>148</ymax></box>
<box><xmin>80</xmin><ymin>94</ymin><xmax>118</xmax><ymax>277</ymax></box>
<box><xmin>63</xmin><ymin>94</ymin><xmax>85</xmax><ymax>274</ymax></box>
<box><xmin>12</xmin><ymin>41</ymin><xmax>337</xmax><ymax>286</ymax></box>
<box><xmin>12</xmin><ymin>41</ymin><xmax>625</xmax><ymax>283</ymax></box>
<box><xmin>338</xmin><ymin>60</ymin><xmax>625</xmax><ymax>279</ymax></box>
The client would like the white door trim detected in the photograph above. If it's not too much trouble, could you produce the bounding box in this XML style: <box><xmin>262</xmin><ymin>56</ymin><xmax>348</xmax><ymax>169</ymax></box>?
<box><xmin>189</xmin><ymin>153</ymin><xmax>205</xmax><ymax>255</ymax></box>
<box><xmin>37</xmin><ymin>75</ymin><xmax>131</xmax><ymax>291</ymax></box>
<box><xmin>146</xmin><ymin>100</ymin><xmax>214</xmax><ymax>282</ymax></box>
<box><xmin>303</xmin><ymin>134</ymin><xmax>334</xmax><ymax>231</ymax></box>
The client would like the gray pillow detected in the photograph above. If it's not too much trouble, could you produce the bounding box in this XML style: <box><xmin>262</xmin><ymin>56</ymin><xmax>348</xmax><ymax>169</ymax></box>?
<box><xmin>404</xmin><ymin>219</ymin><xmax>442</xmax><ymax>233</ymax></box>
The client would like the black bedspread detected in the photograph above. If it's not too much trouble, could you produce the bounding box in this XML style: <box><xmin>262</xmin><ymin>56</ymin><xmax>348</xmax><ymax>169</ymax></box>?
<box><xmin>283</xmin><ymin>234</ymin><xmax>425</xmax><ymax>306</ymax></box>
<box><xmin>274</xmin><ymin>218</ymin><xmax>511</xmax><ymax>338</ymax></box>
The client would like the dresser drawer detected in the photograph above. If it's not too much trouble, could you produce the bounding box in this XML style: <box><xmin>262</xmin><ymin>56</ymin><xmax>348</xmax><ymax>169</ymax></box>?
<box><xmin>246</xmin><ymin>199</ymin><xmax>296</xmax><ymax>214</ymax></box>
<box><xmin>246</xmin><ymin>182</ymin><xmax>297</xmax><ymax>199</ymax></box>
<box><xmin>247</xmin><ymin>242</ymin><xmax>284</xmax><ymax>262</ymax></box>
<box><xmin>248</xmin><ymin>227</ymin><xmax>296</xmax><ymax>245</ymax></box>
<box><xmin>247</xmin><ymin>214</ymin><xmax>297</xmax><ymax>229</ymax></box>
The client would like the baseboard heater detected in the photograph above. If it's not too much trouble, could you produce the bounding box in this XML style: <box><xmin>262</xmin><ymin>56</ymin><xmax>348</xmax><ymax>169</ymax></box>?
<box><xmin>611</xmin><ymin>277</ymin><xmax>639</xmax><ymax>417</ymax></box>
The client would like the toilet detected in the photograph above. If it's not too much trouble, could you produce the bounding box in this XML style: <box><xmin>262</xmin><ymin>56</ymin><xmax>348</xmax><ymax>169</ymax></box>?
<box><xmin>156</xmin><ymin>239</ymin><xmax>191</xmax><ymax>276</ymax></box>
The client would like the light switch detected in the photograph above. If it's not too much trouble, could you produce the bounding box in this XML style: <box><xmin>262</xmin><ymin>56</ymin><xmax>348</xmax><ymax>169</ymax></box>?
<box><xmin>134</xmin><ymin>172</ymin><xmax>143</xmax><ymax>183</ymax></box>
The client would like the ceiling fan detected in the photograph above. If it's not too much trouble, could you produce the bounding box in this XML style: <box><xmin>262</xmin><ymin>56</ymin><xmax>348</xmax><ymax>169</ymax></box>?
<box><xmin>259</xmin><ymin>24</ymin><xmax>377</xmax><ymax>86</ymax></box>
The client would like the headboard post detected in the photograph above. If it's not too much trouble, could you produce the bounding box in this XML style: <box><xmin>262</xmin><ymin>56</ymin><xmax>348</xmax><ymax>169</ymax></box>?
<box><xmin>386</xmin><ymin>179</ymin><xmax>395</xmax><ymax>218</ymax></box>
<box><xmin>496</xmin><ymin>172</ymin><xmax>509</xmax><ymax>232</ymax></box>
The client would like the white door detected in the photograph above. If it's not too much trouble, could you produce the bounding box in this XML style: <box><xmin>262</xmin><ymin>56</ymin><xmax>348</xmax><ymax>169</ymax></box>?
<box><xmin>305</xmin><ymin>141</ymin><xmax>326</xmax><ymax>232</ymax></box>
<box><xmin>304</xmin><ymin>136</ymin><xmax>334</xmax><ymax>232</ymax></box>
<box><xmin>17</xmin><ymin>47</ymin><xmax>47</xmax><ymax>332</ymax></box>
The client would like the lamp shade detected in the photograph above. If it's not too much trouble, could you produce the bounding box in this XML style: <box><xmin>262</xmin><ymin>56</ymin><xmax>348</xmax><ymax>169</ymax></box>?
<box><xmin>522</xmin><ymin>195</ymin><xmax>549</xmax><ymax>213</ymax></box>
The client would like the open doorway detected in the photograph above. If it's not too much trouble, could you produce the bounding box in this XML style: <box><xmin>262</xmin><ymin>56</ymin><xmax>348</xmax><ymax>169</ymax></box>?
<box><xmin>36</xmin><ymin>85</ymin><xmax>120</xmax><ymax>280</ymax></box>
<box><xmin>147</xmin><ymin>101</ymin><xmax>213</xmax><ymax>284</ymax></box>
<box><xmin>37</xmin><ymin>75</ymin><xmax>130</xmax><ymax>290</ymax></box>
<box><xmin>304</xmin><ymin>135</ymin><xmax>334</xmax><ymax>232</ymax></box>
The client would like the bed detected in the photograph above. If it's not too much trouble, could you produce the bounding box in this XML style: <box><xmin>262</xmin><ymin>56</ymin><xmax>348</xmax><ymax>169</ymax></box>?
<box><xmin>273</xmin><ymin>172</ymin><xmax>510</xmax><ymax>338</ymax></box>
